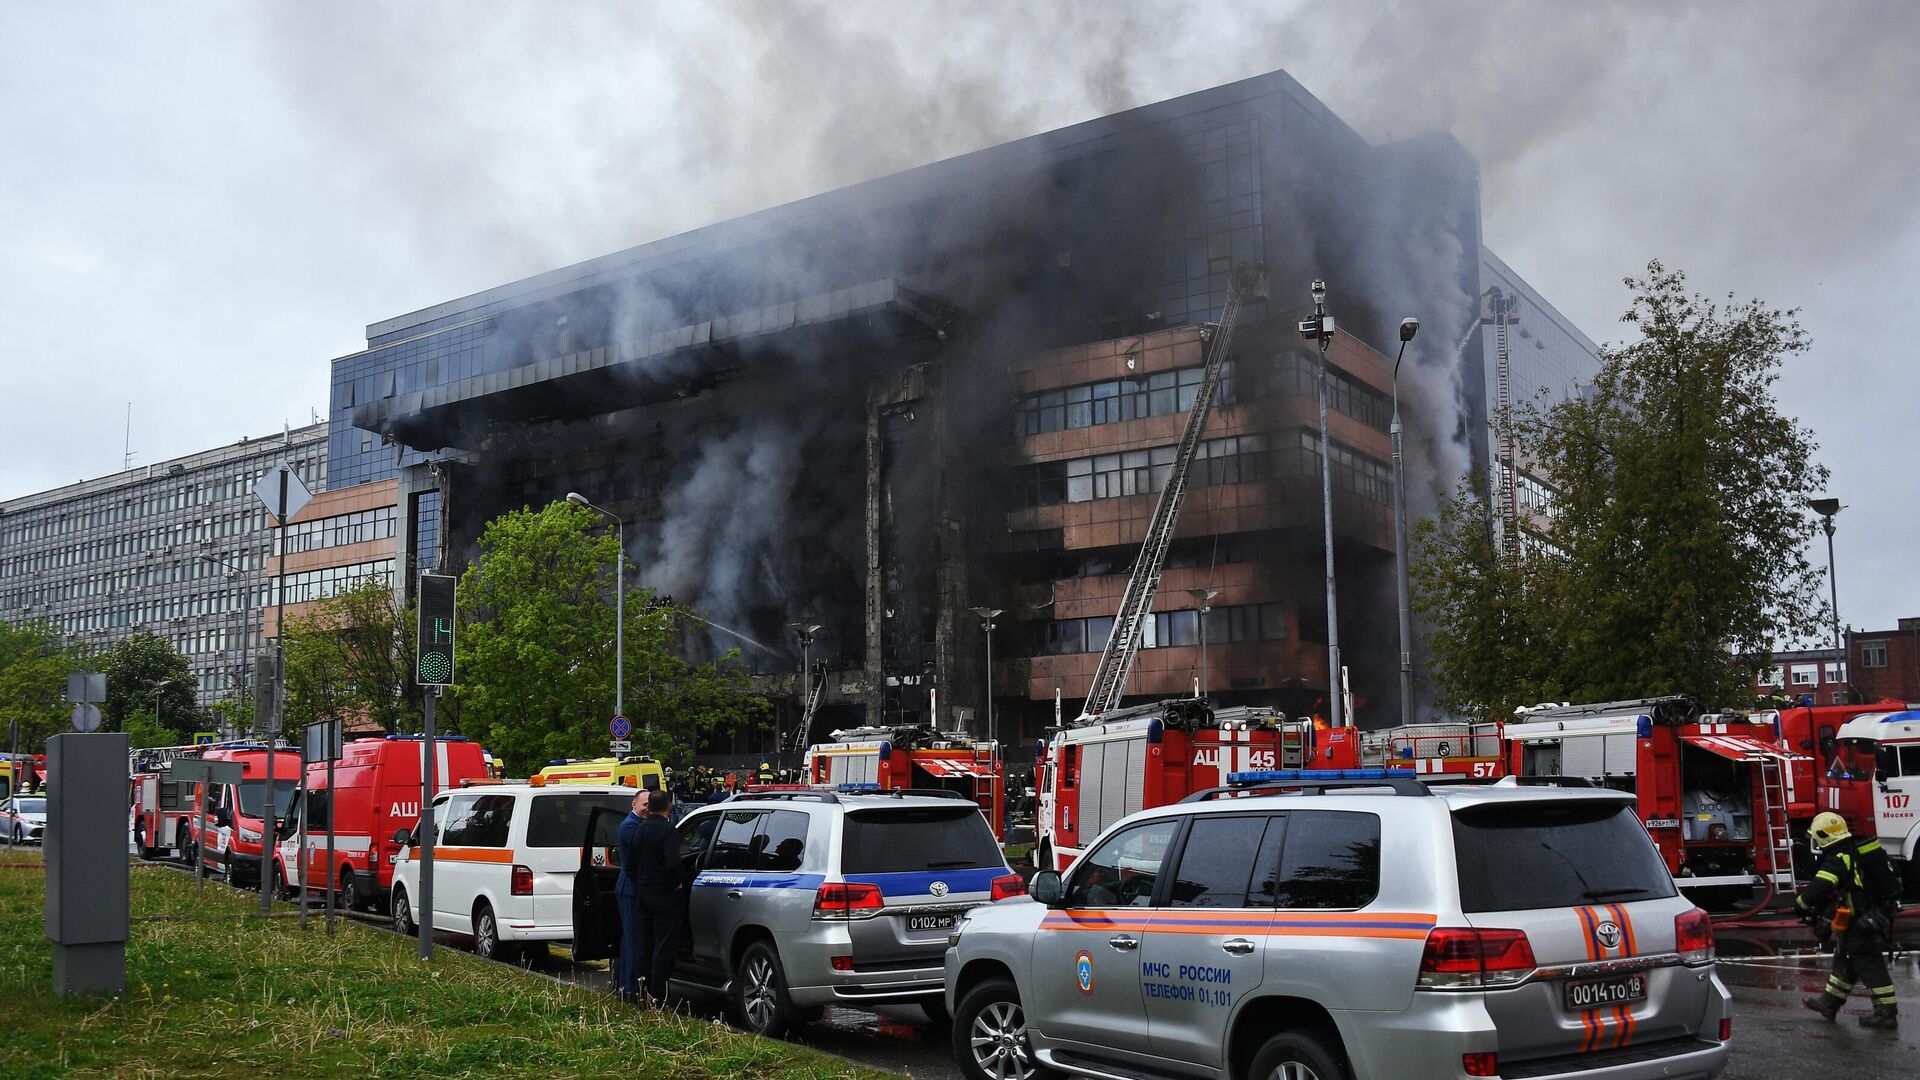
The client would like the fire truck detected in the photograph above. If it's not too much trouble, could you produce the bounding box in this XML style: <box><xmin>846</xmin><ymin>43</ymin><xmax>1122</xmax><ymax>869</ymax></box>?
<box><xmin>1502</xmin><ymin>697</ymin><xmax>1809</xmax><ymax>908</ymax></box>
<box><xmin>805</xmin><ymin>724</ymin><xmax>1007</xmax><ymax>838</ymax></box>
<box><xmin>1308</xmin><ymin>721</ymin><xmax>1505</xmax><ymax>781</ymax></box>
<box><xmin>130</xmin><ymin>743</ymin><xmax>209</xmax><ymax>859</ymax></box>
<box><xmin>1034</xmin><ymin>700</ymin><xmax>1313</xmax><ymax>871</ymax></box>
<box><xmin>532</xmin><ymin>754</ymin><xmax>666</xmax><ymax>791</ymax></box>
<box><xmin>181</xmin><ymin>743</ymin><xmax>303</xmax><ymax>887</ymax></box>
<box><xmin>275</xmin><ymin>734</ymin><xmax>492</xmax><ymax>912</ymax></box>
<box><xmin>1825</xmin><ymin>708</ymin><xmax>1920</xmax><ymax>892</ymax></box>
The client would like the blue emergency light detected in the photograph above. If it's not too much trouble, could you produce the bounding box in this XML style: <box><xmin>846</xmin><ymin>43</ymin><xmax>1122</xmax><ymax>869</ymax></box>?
<box><xmin>384</xmin><ymin>734</ymin><xmax>468</xmax><ymax>742</ymax></box>
<box><xmin>834</xmin><ymin>783</ymin><xmax>882</xmax><ymax>791</ymax></box>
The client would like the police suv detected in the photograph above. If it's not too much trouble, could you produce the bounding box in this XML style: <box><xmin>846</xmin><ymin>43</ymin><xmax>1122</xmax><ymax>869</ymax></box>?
<box><xmin>573</xmin><ymin>786</ymin><xmax>1024</xmax><ymax>1036</ymax></box>
<box><xmin>944</xmin><ymin>770</ymin><xmax>1732</xmax><ymax>1080</ymax></box>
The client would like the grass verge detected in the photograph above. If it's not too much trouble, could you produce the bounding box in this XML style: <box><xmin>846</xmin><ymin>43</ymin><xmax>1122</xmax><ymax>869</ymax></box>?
<box><xmin>0</xmin><ymin>849</ymin><xmax>891</xmax><ymax>1080</ymax></box>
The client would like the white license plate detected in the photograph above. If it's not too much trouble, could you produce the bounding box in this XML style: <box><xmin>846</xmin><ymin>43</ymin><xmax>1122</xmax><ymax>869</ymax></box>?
<box><xmin>907</xmin><ymin>913</ymin><xmax>959</xmax><ymax>932</ymax></box>
<box><xmin>1564</xmin><ymin>973</ymin><xmax>1646</xmax><ymax>1010</ymax></box>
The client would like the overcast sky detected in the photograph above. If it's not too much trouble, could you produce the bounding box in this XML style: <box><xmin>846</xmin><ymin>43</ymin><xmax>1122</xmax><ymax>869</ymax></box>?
<box><xmin>2</xmin><ymin>2</ymin><xmax>1914</xmax><ymax>634</ymax></box>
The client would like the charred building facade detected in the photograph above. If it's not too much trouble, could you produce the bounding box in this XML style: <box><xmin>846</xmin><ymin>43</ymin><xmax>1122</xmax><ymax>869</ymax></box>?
<box><xmin>335</xmin><ymin>71</ymin><xmax>1595</xmax><ymax>750</ymax></box>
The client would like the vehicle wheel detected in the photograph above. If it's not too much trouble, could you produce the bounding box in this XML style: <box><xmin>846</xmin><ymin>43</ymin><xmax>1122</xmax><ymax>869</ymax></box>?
<box><xmin>472</xmin><ymin>902</ymin><xmax>521</xmax><ymax>964</ymax></box>
<box><xmin>919</xmin><ymin>996</ymin><xmax>952</xmax><ymax>1029</ymax></box>
<box><xmin>1247</xmin><ymin>1029</ymin><xmax>1350</xmax><ymax>1080</ymax></box>
<box><xmin>340</xmin><ymin>869</ymin><xmax>364</xmax><ymax>912</ymax></box>
<box><xmin>270</xmin><ymin>862</ymin><xmax>291</xmax><ymax>902</ymax></box>
<box><xmin>732</xmin><ymin>940</ymin><xmax>797</xmax><ymax>1038</ymax></box>
<box><xmin>953</xmin><ymin>977</ymin><xmax>1054</xmax><ymax>1080</ymax></box>
<box><xmin>393</xmin><ymin>887</ymin><xmax>417</xmax><ymax>936</ymax></box>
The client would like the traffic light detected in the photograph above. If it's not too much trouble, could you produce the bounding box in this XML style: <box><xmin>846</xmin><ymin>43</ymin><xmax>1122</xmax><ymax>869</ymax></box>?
<box><xmin>416</xmin><ymin>574</ymin><xmax>456</xmax><ymax>686</ymax></box>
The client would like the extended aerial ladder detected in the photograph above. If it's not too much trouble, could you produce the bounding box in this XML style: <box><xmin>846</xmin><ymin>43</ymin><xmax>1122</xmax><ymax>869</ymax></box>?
<box><xmin>1077</xmin><ymin>265</ymin><xmax>1267</xmax><ymax>721</ymax></box>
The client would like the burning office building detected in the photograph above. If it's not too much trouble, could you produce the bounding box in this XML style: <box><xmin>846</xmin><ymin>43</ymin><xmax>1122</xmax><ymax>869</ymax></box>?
<box><xmin>334</xmin><ymin>70</ymin><xmax>1600</xmax><ymax>753</ymax></box>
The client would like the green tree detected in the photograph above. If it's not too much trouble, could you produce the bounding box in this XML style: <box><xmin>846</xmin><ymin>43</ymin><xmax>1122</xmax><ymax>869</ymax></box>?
<box><xmin>122</xmin><ymin>708</ymin><xmax>178</xmax><ymax>750</ymax></box>
<box><xmin>0</xmin><ymin>619</ymin><xmax>90</xmax><ymax>753</ymax></box>
<box><xmin>281</xmin><ymin>578</ymin><xmax>423</xmax><ymax>737</ymax></box>
<box><xmin>1413</xmin><ymin>262</ymin><xmax>1829</xmax><ymax>713</ymax></box>
<box><xmin>454</xmin><ymin>501</ymin><xmax>767</xmax><ymax>773</ymax></box>
<box><xmin>102</xmin><ymin>631</ymin><xmax>202</xmax><ymax>739</ymax></box>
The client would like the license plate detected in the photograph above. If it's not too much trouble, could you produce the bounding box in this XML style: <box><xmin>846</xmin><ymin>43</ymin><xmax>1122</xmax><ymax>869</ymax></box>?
<box><xmin>907</xmin><ymin>913</ymin><xmax>959</xmax><ymax>932</ymax></box>
<box><xmin>1564</xmin><ymin>973</ymin><xmax>1647</xmax><ymax>1010</ymax></box>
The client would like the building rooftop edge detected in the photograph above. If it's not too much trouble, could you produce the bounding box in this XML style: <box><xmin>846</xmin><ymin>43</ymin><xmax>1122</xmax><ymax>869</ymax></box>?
<box><xmin>0</xmin><ymin>422</ymin><xmax>329</xmax><ymax>515</ymax></box>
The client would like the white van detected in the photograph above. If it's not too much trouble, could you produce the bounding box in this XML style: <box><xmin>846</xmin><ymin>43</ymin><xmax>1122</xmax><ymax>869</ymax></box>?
<box><xmin>390</xmin><ymin>782</ymin><xmax>632</xmax><ymax>963</ymax></box>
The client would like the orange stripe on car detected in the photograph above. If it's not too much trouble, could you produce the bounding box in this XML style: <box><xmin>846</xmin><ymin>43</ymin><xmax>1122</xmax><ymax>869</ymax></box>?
<box><xmin>424</xmin><ymin>847</ymin><xmax>516</xmax><ymax>864</ymax></box>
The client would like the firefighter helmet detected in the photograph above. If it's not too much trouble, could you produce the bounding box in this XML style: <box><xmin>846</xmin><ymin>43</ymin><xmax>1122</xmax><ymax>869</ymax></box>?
<box><xmin>1810</xmin><ymin>811</ymin><xmax>1851</xmax><ymax>849</ymax></box>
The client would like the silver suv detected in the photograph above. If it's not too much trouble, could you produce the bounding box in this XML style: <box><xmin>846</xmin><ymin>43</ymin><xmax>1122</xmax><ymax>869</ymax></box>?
<box><xmin>574</xmin><ymin>786</ymin><xmax>1022</xmax><ymax>1036</ymax></box>
<box><xmin>944</xmin><ymin>771</ymin><xmax>1732</xmax><ymax>1080</ymax></box>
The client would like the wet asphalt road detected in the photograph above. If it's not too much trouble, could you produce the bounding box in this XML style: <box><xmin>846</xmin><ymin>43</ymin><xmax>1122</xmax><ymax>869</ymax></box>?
<box><xmin>166</xmin><ymin>862</ymin><xmax>1918</xmax><ymax>1078</ymax></box>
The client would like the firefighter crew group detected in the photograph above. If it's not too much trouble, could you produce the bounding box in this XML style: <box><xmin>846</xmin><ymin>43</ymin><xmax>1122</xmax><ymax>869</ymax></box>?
<box><xmin>1796</xmin><ymin>811</ymin><xmax>1903</xmax><ymax>1029</ymax></box>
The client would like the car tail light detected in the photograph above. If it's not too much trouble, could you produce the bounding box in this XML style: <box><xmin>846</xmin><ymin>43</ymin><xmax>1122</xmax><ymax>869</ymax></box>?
<box><xmin>1462</xmin><ymin>1052</ymin><xmax>1499</xmax><ymax>1077</ymax></box>
<box><xmin>813</xmin><ymin>882</ymin><xmax>883</xmax><ymax>919</ymax></box>
<box><xmin>831</xmin><ymin>955</ymin><xmax>854</xmax><ymax>972</ymax></box>
<box><xmin>1675</xmin><ymin>907</ymin><xmax>1714</xmax><ymax>965</ymax></box>
<box><xmin>990</xmin><ymin>873</ymin><xmax>1027</xmax><ymax>901</ymax></box>
<box><xmin>1417</xmin><ymin>927</ymin><xmax>1537</xmax><ymax>989</ymax></box>
<box><xmin>510</xmin><ymin>865</ymin><xmax>534</xmax><ymax>896</ymax></box>
<box><xmin>1718</xmin><ymin>1016</ymin><xmax>1731</xmax><ymax>1041</ymax></box>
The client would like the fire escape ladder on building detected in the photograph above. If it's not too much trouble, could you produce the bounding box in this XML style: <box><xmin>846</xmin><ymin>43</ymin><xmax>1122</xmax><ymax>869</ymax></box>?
<box><xmin>1487</xmin><ymin>288</ymin><xmax>1521</xmax><ymax>562</ymax></box>
<box><xmin>1758</xmin><ymin>757</ymin><xmax>1796</xmax><ymax>889</ymax></box>
<box><xmin>1079</xmin><ymin>266</ymin><xmax>1267</xmax><ymax>721</ymax></box>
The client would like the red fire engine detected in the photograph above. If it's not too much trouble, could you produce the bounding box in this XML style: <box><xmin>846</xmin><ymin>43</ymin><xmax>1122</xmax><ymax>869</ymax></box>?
<box><xmin>130</xmin><ymin>743</ymin><xmax>209</xmax><ymax>859</ymax></box>
<box><xmin>806</xmin><ymin>725</ymin><xmax>1008</xmax><ymax>838</ymax></box>
<box><xmin>274</xmin><ymin>734</ymin><xmax>491</xmax><ymax>911</ymax></box>
<box><xmin>1034</xmin><ymin>700</ymin><xmax>1313</xmax><ymax>872</ymax></box>
<box><xmin>1307</xmin><ymin>721</ymin><xmax>1505</xmax><ymax>781</ymax></box>
<box><xmin>181</xmin><ymin>743</ymin><xmax>303</xmax><ymax>887</ymax></box>
<box><xmin>1502</xmin><ymin>697</ymin><xmax>1809</xmax><ymax>909</ymax></box>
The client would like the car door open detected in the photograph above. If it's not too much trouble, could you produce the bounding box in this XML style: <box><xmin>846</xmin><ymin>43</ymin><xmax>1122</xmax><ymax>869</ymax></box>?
<box><xmin>571</xmin><ymin>805</ymin><xmax>627</xmax><ymax>963</ymax></box>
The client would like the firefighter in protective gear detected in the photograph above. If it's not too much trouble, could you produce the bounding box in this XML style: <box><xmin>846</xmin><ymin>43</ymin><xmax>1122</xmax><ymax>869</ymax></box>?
<box><xmin>1797</xmin><ymin>811</ymin><xmax>1903</xmax><ymax>1028</ymax></box>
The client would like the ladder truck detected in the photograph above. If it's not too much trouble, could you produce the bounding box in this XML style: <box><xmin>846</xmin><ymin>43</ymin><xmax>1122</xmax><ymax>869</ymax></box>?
<box><xmin>1035</xmin><ymin>266</ymin><xmax>1296</xmax><ymax>870</ymax></box>
<box><xmin>804</xmin><ymin>724</ymin><xmax>1007</xmax><ymax>838</ymax></box>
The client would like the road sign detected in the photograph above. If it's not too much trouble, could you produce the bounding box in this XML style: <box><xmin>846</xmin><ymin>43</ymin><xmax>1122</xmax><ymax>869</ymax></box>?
<box><xmin>416</xmin><ymin>574</ymin><xmax>457</xmax><ymax>686</ymax></box>
<box><xmin>252</xmin><ymin>462</ymin><xmax>313</xmax><ymax>524</ymax></box>
<box><xmin>169</xmin><ymin>758</ymin><xmax>245</xmax><ymax>786</ymax></box>
<box><xmin>303</xmin><ymin>719</ymin><xmax>343</xmax><ymax>763</ymax></box>
<box><xmin>611</xmin><ymin>715</ymin><xmax>631</xmax><ymax>740</ymax></box>
<box><xmin>66</xmin><ymin>672</ymin><xmax>106</xmax><ymax>704</ymax></box>
<box><xmin>608</xmin><ymin>739</ymin><xmax>633</xmax><ymax>754</ymax></box>
<box><xmin>193</xmin><ymin>731</ymin><xmax>216</xmax><ymax>745</ymax></box>
<box><xmin>71</xmin><ymin>703</ymin><xmax>102</xmax><ymax>733</ymax></box>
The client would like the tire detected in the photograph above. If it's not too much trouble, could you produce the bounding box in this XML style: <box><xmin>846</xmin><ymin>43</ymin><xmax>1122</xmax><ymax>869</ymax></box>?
<box><xmin>472</xmin><ymin>901</ymin><xmax>521</xmax><ymax>964</ymax></box>
<box><xmin>1247</xmin><ymin>1029</ymin><xmax>1351</xmax><ymax>1080</ymax></box>
<box><xmin>953</xmin><ymin>977</ymin><xmax>1055</xmax><ymax>1080</ymax></box>
<box><xmin>732</xmin><ymin>940</ymin><xmax>798</xmax><ymax>1038</ymax></box>
<box><xmin>393</xmin><ymin>886</ymin><xmax>417</xmax><ymax>936</ymax></box>
<box><xmin>270</xmin><ymin>862</ymin><xmax>290</xmax><ymax>902</ymax></box>
<box><xmin>919</xmin><ymin>996</ymin><xmax>952</xmax><ymax>1030</ymax></box>
<box><xmin>340</xmin><ymin>869</ymin><xmax>365</xmax><ymax>912</ymax></box>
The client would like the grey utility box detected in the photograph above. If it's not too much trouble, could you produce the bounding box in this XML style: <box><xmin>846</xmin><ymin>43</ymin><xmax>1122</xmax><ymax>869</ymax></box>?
<box><xmin>44</xmin><ymin>732</ymin><xmax>130</xmax><ymax>995</ymax></box>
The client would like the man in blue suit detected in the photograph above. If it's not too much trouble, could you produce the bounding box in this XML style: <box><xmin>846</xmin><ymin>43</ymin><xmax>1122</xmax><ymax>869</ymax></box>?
<box><xmin>616</xmin><ymin>787</ymin><xmax>684</xmax><ymax>1005</ymax></box>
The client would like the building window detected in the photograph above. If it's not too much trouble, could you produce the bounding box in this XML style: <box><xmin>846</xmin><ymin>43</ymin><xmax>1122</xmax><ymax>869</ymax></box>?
<box><xmin>1789</xmin><ymin>665</ymin><xmax>1817</xmax><ymax>687</ymax></box>
<box><xmin>1823</xmin><ymin>661</ymin><xmax>1847</xmax><ymax>684</ymax></box>
<box><xmin>1831</xmin><ymin>691</ymin><xmax>1849</xmax><ymax>705</ymax></box>
<box><xmin>1861</xmin><ymin>640</ymin><xmax>1889</xmax><ymax>668</ymax></box>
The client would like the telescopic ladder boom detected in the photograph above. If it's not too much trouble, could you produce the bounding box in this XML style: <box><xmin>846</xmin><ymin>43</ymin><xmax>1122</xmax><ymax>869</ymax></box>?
<box><xmin>1078</xmin><ymin>266</ymin><xmax>1267</xmax><ymax>720</ymax></box>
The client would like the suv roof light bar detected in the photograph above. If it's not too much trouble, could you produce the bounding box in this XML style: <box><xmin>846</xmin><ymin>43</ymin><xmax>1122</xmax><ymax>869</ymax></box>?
<box><xmin>1181</xmin><ymin>768</ymin><xmax>1432</xmax><ymax>802</ymax></box>
<box><xmin>1491</xmin><ymin>775</ymin><xmax>1600</xmax><ymax>789</ymax></box>
<box><xmin>731</xmin><ymin>789</ymin><xmax>841</xmax><ymax>804</ymax></box>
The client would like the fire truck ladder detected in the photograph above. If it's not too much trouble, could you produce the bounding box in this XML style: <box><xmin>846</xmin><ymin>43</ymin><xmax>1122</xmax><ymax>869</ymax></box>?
<box><xmin>791</xmin><ymin>667</ymin><xmax>827</xmax><ymax>751</ymax></box>
<box><xmin>1758</xmin><ymin>757</ymin><xmax>1796</xmax><ymax>890</ymax></box>
<box><xmin>1079</xmin><ymin>265</ymin><xmax>1267</xmax><ymax>720</ymax></box>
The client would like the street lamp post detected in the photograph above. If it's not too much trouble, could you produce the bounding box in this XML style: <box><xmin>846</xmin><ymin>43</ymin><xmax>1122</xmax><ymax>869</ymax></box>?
<box><xmin>1184</xmin><ymin>588</ymin><xmax>1219</xmax><ymax>699</ymax></box>
<box><xmin>789</xmin><ymin>623</ymin><xmax>822</xmax><ymax>757</ymax></box>
<box><xmin>1390</xmin><ymin>316</ymin><xmax>1421</xmax><ymax>727</ymax></box>
<box><xmin>1809</xmin><ymin>498</ymin><xmax>1844</xmax><ymax>665</ymax></box>
<box><xmin>150</xmin><ymin>677</ymin><xmax>183</xmax><ymax>734</ymax></box>
<box><xmin>967</xmin><ymin>607</ymin><xmax>1004</xmax><ymax>748</ymax></box>
<box><xmin>566</xmin><ymin>493</ymin><xmax>628</xmax><ymax>730</ymax></box>
<box><xmin>1300</xmin><ymin>279</ymin><xmax>1345</xmax><ymax>727</ymax></box>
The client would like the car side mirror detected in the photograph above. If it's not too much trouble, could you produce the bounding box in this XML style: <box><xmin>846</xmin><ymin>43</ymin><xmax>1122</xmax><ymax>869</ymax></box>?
<box><xmin>1030</xmin><ymin>870</ymin><xmax>1066</xmax><ymax>908</ymax></box>
<box><xmin>392</xmin><ymin>827</ymin><xmax>413</xmax><ymax>847</ymax></box>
